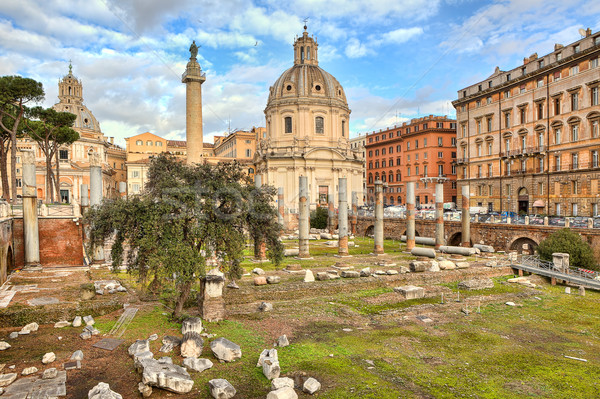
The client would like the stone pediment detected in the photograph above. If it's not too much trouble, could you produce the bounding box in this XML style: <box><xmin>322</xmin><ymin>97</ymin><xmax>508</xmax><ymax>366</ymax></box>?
<box><xmin>304</xmin><ymin>147</ymin><xmax>345</xmax><ymax>160</ymax></box>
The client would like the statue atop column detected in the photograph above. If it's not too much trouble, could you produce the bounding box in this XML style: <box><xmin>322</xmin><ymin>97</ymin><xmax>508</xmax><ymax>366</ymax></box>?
<box><xmin>189</xmin><ymin>40</ymin><xmax>199</xmax><ymax>59</ymax></box>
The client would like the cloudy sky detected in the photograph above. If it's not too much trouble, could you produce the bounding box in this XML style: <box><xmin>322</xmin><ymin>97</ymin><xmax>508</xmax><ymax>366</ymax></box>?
<box><xmin>1</xmin><ymin>0</ymin><xmax>599</xmax><ymax>147</ymax></box>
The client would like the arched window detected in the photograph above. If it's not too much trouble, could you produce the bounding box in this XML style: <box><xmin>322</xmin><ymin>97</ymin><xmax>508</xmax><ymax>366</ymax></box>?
<box><xmin>315</xmin><ymin>116</ymin><xmax>324</xmax><ymax>134</ymax></box>
<box><xmin>146</xmin><ymin>140</ymin><xmax>153</xmax><ymax>146</ymax></box>
<box><xmin>368</xmin><ymin>174</ymin><xmax>373</xmax><ymax>184</ymax></box>
<box><xmin>284</xmin><ymin>117</ymin><xmax>292</xmax><ymax>133</ymax></box>
<box><xmin>341</xmin><ymin>120</ymin><xmax>345</xmax><ymax>137</ymax></box>
<box><xmin>248</xmin><ymin>168</ymin><xmax>255</xmax><ymax>174</ymax></box>
<box><xmin>388</xmin><ymin>173</ymin><xmax>393</xmax><ymax>182</ymax></box>
<box><xmin>382</xmin><ymin>174</ymin><xmax>386</xmax><ymax>182</ymax></box>
<box><xmin>390</xmin><ymin>196</ymin><xmax>394</xmax><ymax>204</ymax></box>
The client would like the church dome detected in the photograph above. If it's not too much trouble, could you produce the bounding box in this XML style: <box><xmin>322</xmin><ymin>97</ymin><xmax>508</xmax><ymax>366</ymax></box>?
<box><xmin>266</xmin><ymin>27</ymin><xmax>348</xmax><ymax>111</ymax></box>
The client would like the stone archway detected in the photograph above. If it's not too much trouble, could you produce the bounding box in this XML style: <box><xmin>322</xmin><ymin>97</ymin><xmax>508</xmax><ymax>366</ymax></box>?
<box><xmin>365</xmin><ymin>225</ymin><xmax>374</xmax><ymax>237</ymax></box>
<box><xmin>510</xmin><ymin>237</ymin><xmax>538</xmax><ymax>255</ymax></box>
<box><xmin>448</xmin><ymin>232</ymin><xmax>462</xmax><ymax>246</ymax></box>
<box><xmin>402</xmin><ymin>230</ymin><xmax>420</xmax><ymax>237</ymax></box>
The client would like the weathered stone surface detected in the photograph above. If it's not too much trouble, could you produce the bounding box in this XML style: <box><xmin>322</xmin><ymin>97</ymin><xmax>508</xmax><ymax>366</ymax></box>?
<box><xmin>320</xmin><ymin>232</ymin><xmax>333</xmax><ymax>239</ymax></box>
<box><xmin>386</xmin><ymin>269</ymin><xmax>399</xmax><ymax>275</ymax></box>
<box><xmin>505</xmin><ymin>301</ymin><xmax>516</xmax><ymax>306</ymax></box>
<box><xmin>181</xmin><ymin>317</ymin><xmax>203</xmax><ymax>335</ymax></box>
<box><xmin>267</xmin><ymin>276</ymin><xmax>281</xmax><ymax>284</ymax></box>
<box><xmin>22</xmin><ymin>366</ymin><xmax>38</xmax><ymax>375</ymax></box>
<box><xmin>183</xmin><ymin>357</ymin><xmax>213</xmax><ymax>372</ymax></box>
<box><xmin>262</xmin><ymin>357</ymin><xmax>281</xmax><ymax>380</ymax></box>
<box><xmin>257</xmin><ymin>349</ymin><xmax>278</xmax><ymax>367</ymax></box>
<box><xmin>208</xmin><ymin>379</ymin><xmax>236</xmax><ymax>399</ymax></box>
<box><xmin>267</xmin><ymin>387</ymin><xmax>298</xmax><ymax>399</ymax></box>
<box><xmin>284</xmin><ymin>248</ymin><xmax>299</xmax><ymax>257</ymax></box>
<box><xmin>0</xmin><ymin>373</ymin><xmax>17</xmax><ymax>387</ymax></box>
<box><xmin>360</xmin><ymin>267</ymin><xmax>371</xmax><ymax>277</ymax></box>
<box><xmin>427</xmin><ymin>261</ymin><xmax>440</xmax><ymax>272</ymax></box>
<box><xmin>0</xmin><ymin>342</ymin><xmax>10</xmax><ymax>351</ymax></box>
<box><xmin>70</xmin><ymin>350</ymin><xmax>84</xmax><ymax>361</ymax></box>
<box><xmin>271</xmin><ymin>377</ymin><xmax>295</xmax><ymax>390</ymax></box>
<box><xmin>315</xmin><ymin>272</ymin><xmax>331</xmax><ymax>281</ymax></box>
<box><xmin>80</xmin><ymin>331</ymin><xmax>92</xmax><ymax>340</ymax></box>
<box><xmin>259</xmin><ymin>302</ymin><xmax>273</xmax><ymax>312</ymax></box>
<box><xmin>128</xmin><ymin>340</ymin><xmax>150</xmax><ymax>357</ymax></box>
<box><xmin>394</xmin><ymin>285</ymin><xmax>425</xmax><ymax>299</ymax></box>
<box><xmin>42</xmin><ymin>367</ymin><xmax>58</xmax><ymax>379</ymax></box>
<box><xmin>410</xmin><ymin>247</ymin><xmax>436</xmax><ymax>258</ymax></box>
<box><xmin>303</xmin><ymin>377</ymin><xmax>321</xmax><ymax>394</ymax></box>
<box><xmin>21</xmin><ymin>322</ymin><xmax>39</xmax><ymax>333</ymax></box>
<box><xmin>54</xmin><ymin>321</ymin><xmax>70</xmax><ymax>328</ymax></box>
<box><xmin>438</xmin><ymin>260</ymin><xmax>456</xmax><ymax>270</ymax></box>
<box><xmin>84</xmin><ymin>325</ymin><xmax>100</xmax><ymax>335</ymax></box>
<box><xmin>64</xmin><ymin>360</ymin><xmax>81</xmax><ymax>370</ymax></box>
<box><xmin>341</xmin><ymin>270</ymin><xmax>360</xmax><ymax>278</ymax></box>
<box><xmin>28</xmin><ymin>296</ymin><xmax>59</xmax><ymax>306</ymax></box>
<box><xmin>252</xmin><ymin>268</ymin><xmax>265</xmax><ymax>275</ymax></box>
<box><xmin>275</xmin><ymin>335</ymin><xmax>289</xmax><ymax>347</ymax></box>
<box><xmin>42</xmin><ymin>352</ymin><xmax>56</xmax><ymax>364</ymax></box>
<box><xmin>8</xmin><ymin>332</ymin><xmax>18</xmax><ymax>339</ymax></box>
<box><xmin>455</xmin><ymin>262</ymin><xmax>470</xmax><ymax>269</ymax></box>
<box><xmin>458</xmin><ymin>278</ymin><xmax>494</xmax><ymax>291</ymax></box>
<box><xmin>160</xmin><ymin>336</ymin><xmax>181</xmax><ymax>353</ymax></box>
<box><xmin>148</xmin><ymin>333</ymin><xmax>159</xmax><ymax>341</ymax></box>
<box><xmin>474</xmin><ymin>244</ymin><xmax>495</xmax><ymax>253</ymax></box>
<box><xmin>158</xmin><ymin>357</ymin><xmax>173</xmax><ymax>364</ymax></box>
<box><xmin>254</xmin><ymin>276</ymin><xmax>267</xmax><ymax>285</ymax></box>
<box><xmin>83</xmin><ymin>315</ymin><xmax>95</xmax><ymax>326</ymax></box>
<box><xmin>88</xmin><ymin>382</ymin><xmax>123</xmax><ymax>399</ymax></box>
<box><xmin>210</xmin><ymin>337</ymin><xmax>242</xmax><ymax>362</ymax></box>
<box><xmin>134</xmin><ymin>351</ymin><xmax>154</xmax><ymax>361</ymax></box>
<box><xmin>304</xmin><ymin>270</ymin><xmax>315</xmax><ymax>282</ymax></box>
<box><xmin>180</xmin><ymin>332</ymin><xmax>204</xmax><ymax>359</ymax></box>
<box><xmin>138</xmin><ymin>358</ymin><xmax>194</xmax><ymax>394</ymax></box>
<box><xmin>72</xmin><ymin>316</ymin><xmax>82</xmax><ymax>327</ymax></box>
<box><xmin>409</xmin><ymin>261</ymin><xmax>429</xmax><ymax>273</ymax></box>
<box><xmin>227</xmin><ymin>280</ymin><xmax>240</xmax><ymax>289</ymax></box>
<box><xmin>138</xmin><ymin>382</ymin><xmax>152</xmax><ymax>398</ymax></box>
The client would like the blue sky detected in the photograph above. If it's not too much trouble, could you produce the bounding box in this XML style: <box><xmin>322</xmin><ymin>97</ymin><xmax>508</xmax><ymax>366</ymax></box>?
<box><xmin>1</xmin><ymin>0</ymin><xmax>599</xmax><ymax>146</ymax></box>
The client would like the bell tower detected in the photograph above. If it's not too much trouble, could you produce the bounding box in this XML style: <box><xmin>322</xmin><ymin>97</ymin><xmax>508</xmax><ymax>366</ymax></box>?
<box><xmin>58</xmin><ymin>62</ymin><xmax>83</xmax><ymax>106</ymax></box>
<box><xmin>182</xmin><ymin>41</ymin><xmax>206</xmax><ymax>165</ymax></box>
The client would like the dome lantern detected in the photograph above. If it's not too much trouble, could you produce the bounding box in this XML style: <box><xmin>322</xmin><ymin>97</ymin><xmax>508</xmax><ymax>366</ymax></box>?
<box><xmin>293</xmin><ymin>25</ymin><xmax>318</xmax><ymax>66</ymax></box>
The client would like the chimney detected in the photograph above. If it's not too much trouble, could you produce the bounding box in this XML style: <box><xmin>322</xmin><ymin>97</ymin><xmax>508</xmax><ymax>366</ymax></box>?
<box><xmin>554</xmin><ymin>43</ymin><xmax>563</xmax><ymax>51</ymax></box>
<box><xmin>109</xmin><ymin>137</ymin><xmax>114</xmax><ymax>144</ymax></box>
<box><xmin>586</xmin><ymin>28</ymin><xmax>592</xmax><ymax>37</ymax></box>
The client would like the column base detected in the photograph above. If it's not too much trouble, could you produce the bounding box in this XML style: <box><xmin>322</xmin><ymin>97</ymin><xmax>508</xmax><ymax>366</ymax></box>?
<box><xmin>334</xmin><ymin>254</ymin><xmax>353</xmax><ymax>258</ymax></box>
<box><xmin>22</xmin><ymin>263</ymin><xmax>43</xmax><ymax>272</ymax></box>
<box><xmin>199</xmin><ymin>297</ymin><xmax>226</xmax><ymax>322</ymax></box>
<box><xmin>294</xmin><ymin>256</ymin><xmax>314</xmax><ymax>260</ymax></box>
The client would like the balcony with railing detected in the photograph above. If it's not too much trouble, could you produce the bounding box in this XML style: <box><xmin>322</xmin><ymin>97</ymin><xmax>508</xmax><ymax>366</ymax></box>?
<box><xmin>500</xmin><ymin>146</ymin><xmax>546</xmax><ymax>158</ymax></box>
<box><xmin>455</xmin><ymin>157</ymin><xmax>469</xmax><ymax>165</ymax></box>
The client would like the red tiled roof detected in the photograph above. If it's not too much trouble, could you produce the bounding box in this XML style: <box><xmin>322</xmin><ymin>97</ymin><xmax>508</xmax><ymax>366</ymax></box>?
<box><xmin>167</xmin><ymin>140</ymin><xmax>186</xmax><ymax>147</ymax></box>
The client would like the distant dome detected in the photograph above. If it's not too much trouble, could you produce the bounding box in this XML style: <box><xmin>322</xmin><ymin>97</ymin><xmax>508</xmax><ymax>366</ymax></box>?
<box><xmin>266</xmin><ymin>27</ymin><xmax>348</xmax><ymax>112</ymax></box>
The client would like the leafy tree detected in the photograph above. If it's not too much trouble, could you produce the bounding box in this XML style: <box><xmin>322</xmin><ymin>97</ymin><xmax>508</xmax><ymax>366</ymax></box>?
<box><xmin>25</xmin><ymin>107</ymin><xmax>78</xmax><ymax>203</ymax></box>
<box><xmin>310</xmin><ymin>206</ymin><xmax>328</xmax><ymax>229</ymax></box>
<box><xmin>247</xmin><ymin>185</ymin><xmax>284</xmax><ymax>266</ymax></box>
<box><xmin>0</xmin><ymin>76</ymin><xmax>44</xmax><ymax>203</ymax></box>
<box><xmin>85</xmin><ymin>155</ymin><xmax>283</xmax><ymax>317</ymax></box>
<box><xmin>537</xmin><ymin>228</ymin><xmax>598</xmax><ymax>270</ymax></box>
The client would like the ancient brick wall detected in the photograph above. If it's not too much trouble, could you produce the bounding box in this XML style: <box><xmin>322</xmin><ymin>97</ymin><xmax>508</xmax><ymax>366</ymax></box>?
<box><xmin>13</xmin><ymin>217</ymin><xmax>84</xmax><ymax>268</ymax></box>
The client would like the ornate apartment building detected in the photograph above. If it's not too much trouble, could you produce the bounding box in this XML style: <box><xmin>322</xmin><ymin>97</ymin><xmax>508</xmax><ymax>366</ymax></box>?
<box><xmin>453</xmin><ymin>28</ymin><xmax>600</xmax><ymax>216</ymax></box>
<box><xmin>364</xmin><ymin>115</ymin><xmax>457</xmax><ymax>207</ymax></box>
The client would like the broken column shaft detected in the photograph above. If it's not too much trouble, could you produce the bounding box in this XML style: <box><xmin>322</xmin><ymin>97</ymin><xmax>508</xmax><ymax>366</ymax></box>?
<box><xmin>298</xmin><ymin>176</ymin><xmax>310</xmax><ymax>258</ymax></box>
<box><xmin>22</xmin><ymin>150</ymin><xmax>40</xmax><ymax>266</ymax></box>
<box><xmin>461</xmin><ymin>185</ymin><xmax>471</xmax><ymax>246</ymax></box>
<box><xmin>90</xmin><ymin>153</ymin><xmax>104</xmax><ymax>263</ymax></box>
<box><xmin>351</xmin><ymin>191</ymin><xmax>358</xmax><ymax>235</ymax></box>
<box><xmin>338</xmin><ymin>178</ymin><xmax>349</xmax><ymax>256</ymax></box>
<box><xmin>435</xmin><ymin>182</ymin><xmax>445</xmax><ymax>249</ymax></box>
<box><xmin>406</xmin><ymin>182</ymin><xmax>416</xmax><ymax>251</ymax></box>
<box><xmin>373</xmin><ymin>180</ymin><xmax>384</xmax><ymax>254</ymax></box>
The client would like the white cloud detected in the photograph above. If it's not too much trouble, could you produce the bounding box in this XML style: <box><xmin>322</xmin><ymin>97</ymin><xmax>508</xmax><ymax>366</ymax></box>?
<box><xmin>344</xmin><ymin>38</ymin><xmax>372</xmax><ymax>58</ymax></box>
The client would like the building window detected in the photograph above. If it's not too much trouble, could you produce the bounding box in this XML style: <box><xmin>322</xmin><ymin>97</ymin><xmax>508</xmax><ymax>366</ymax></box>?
<box><xmin>520</xmin><ymin>107</ymin><xmax>526</xmax><ymax>124</ymax></box>
<box><xmin>538</xmin><ymin>59</ymin><xmax>545</xmax><ymax>68</ymax></box>
<box><xmin>284</xmin><ymin>116</ymin><xmax>292</xmax><ymax>133</ymax></box>
<box><xmin>488</xmin><ymin>164</ymin><xmax>493</xmax><ymax>177</ymax></box>
<box><xmin>507</xmin><ymin>74</ymin><xmax>511</xmax><ymax>81</ymax></box>
<box><xmin>592</xmin><ymin>120</ymin><xmax>599</xmax><ymax>138</ymax></box>
<box><xmin>504</xmin><ymin>90</ymin><xmax>510</xmax><ymax>98</ymax></box>
<box><xmin>382</xmin><ymin>160</ymin><xmax>386</xmax><ymax>168</ymax></box>
<box><xmin>538</xmin><ymin>132</ymin><xmax>544</xmax><ymax>147</ymax></box>
<box><xmin>132</xmin><ymin>183</ymin><xmax>140</xmax><ymax>193</ymax></box>
<box><xmin>315</xmin><ymin>116</ymin><xmax>324</xmax><ymax>134</ymax></box>
<box><xmin>537</xmin><ymin>79</ymin><xmax>544</xmax><ymax>87</ymax></box>
<box><xmin>556</xmin><ymin>203</ymin><xmax>561</xmax><ymax>216</ymax></box>
<box><xmin>570</xmin><ymin>65</ymin><xmax>579</xmax><ymax>76</ymax></box>
<box><xmin>59</xmin><ymin>149</ymin><xmax>69</xmax><ymax>160</ymax></box>
<box><xmin>156</xmin><ymin>141</ymin><xmax>163</xmax><ymax>147</ymax></box>
<box><xmin>537</xmin><ymin>102</ymin><xmax>543</xmax><ymax>120</ymax></box>
<box><xmin>452</xmin><ymin>164</ymin><xmax>456</xmax><ymax>174</ymax></box>
<box><xmin>488</xmin><ymin>142</ymin><xmax>493</xmax><ymax>155</ymax></box>
<box><xmin>136</xmin><ymin>140</ymin><xmax>143</xmax><ymax>145</ymax></box>
<box><xmin>461</xmin><ymin>124</ymin><xmax>466</xmax><ymax>138</ymax></box>
<box><xmin>555</xmin><ymin>155</ymin><xmax>561</xmax><ymax>171</ymax></box>
<box><xmin>407</xmin><ymin>142</ymin><xmax>410</xmax><ymax>150</ymax></box>
<box><xmin>592</xmin><ymin>150</ymin><xmax>599</xmax><ymax>168</ymax></box>
<box><xmin>592</xmin><ymin>87</ymin><xmax>599</xmax><ymax>106</ymax></box>
<box><xmin>132</xmin><ymin>170</ymin><xmax>140</xmax><ymax>178</ymax></box>
<box><xmin>389</xmin><ymin>146</ymin><xmax>394</xmax><ymax>154</ymax></box>
<box><xmin>571</xmin><ymin>93</ymin><xmax>579</xmax><ymax>111</ymax></box>
<box><xmin>573</xmin><ymin>44</ymin><xmax>580</xmax><ymax>53</ymax></box>
<box><xmin>415</xmin><ymin>140</ymin><xmax>419</xmax><ymax>149</ymax></box>
<box><xmin>486</xmin><ymin>96</ymin><xmax>492</xmax><ymax>105</ymax></box>
<box><xmin>554</xmin><ymin>98</ymin><xmax>561</xmax><ymax>115</ymax></box>
<box><xmin>146</xmin><ymin>141</ymin><xmax>152</xmax><ymax>146</ymax></box>
<box><xmin>407</xmin><ymin>167</ymin><xmax>411</xmax><ymax>177</ymax></box>
<box><xmin>423</xmin><ymin>138</ymin><xmax>427</xmax><ymax>147</ymax></box>
<box><xmin>504</xmin><ymin>112</ymin><xmax>510</xmax><ymax>128</ymax></box>
<box><xmin>505</xmin><ymin>139</ymin><xmax>510</xmax><ymax>154</ymax></box>
<box><xmin>477</xmin><ymin>144</ymin><xmax>482</xmax><ymax>157</ymax></box>
<box><xmin>572</xmin><ymin>153</ymin><xmax>579</xmax><ymax>169</ymax></box>
<box><xmin>571</xmin><ymin>124</ymin><xmax>579</xmax><ymax>142</ymax></box>
<box><xmin>591</xmin><ymin>57</ymin><xmax>599</xmax><ymax>68</ymax></box>
<box><xmin>396</xmin><ymin>158</ymin><xmax>401</xmax><ymax>166</ymax></box>
<box><xmin>555</xmin><ymin>128</ymin><xmax>561</xmax><ymax>144</ymax></box>
<box><xmin>438</xmin><ymin>165</ymin><xmax>444</xmax><ymax>176</ymax></box>
<box><xmin>476</xmin><ymin>100</ymin><xmax>481</xmax><ymax>108</ymax></box>
<box><xmin>477</xmin><ymin>120</ymin><xmax>482</xmax><ymax>134</ymax></box>
<box><xmin>438</xmin><ymin>151</ymin><xmax>443</xmax><ymax>158</ymax></box>
<box><xmin>573</xmin><ymin>203</ymin><xmax>578</xmax><ymax>217</ymax></box>
<box><xmin>451</xmin><ymin>137</ymin><xmax>456</xmax><ymax>146</ymax></box>
<box><xmin>487</xmin><ymin>117</ymin><xmax>492</xmax><ymax>132</ymax></box>
<box><xmin>368</xmin><ymin>150</ymin><xmax>373</xmax><ymax>157</ymax></box>
<box><xmin>16</xmin><ymin>178</ymin><xmax>22</xmax><ymax>188</ymax></box>
<box><xmin>375</xmin><ymin>150</ymin><xmax>379</xmax><ymax>156</ymax></box>
<box><xmin>341</xmin><ymin>120</ymin><xmax>345</xmax><ymax>137</ymax></box>
<box><xmin>438</xmin><ymin>137</ymin><xmax>443</xmax><ymax>146</ymax></box>
<box><xmin>245</xmin><ymin>149</ymin><xmax>251</xmax><ymax>157</ymax></box>
<box><xmin>382</xmin><ymin>148</ymin><xmax>386</xmax><ymax>155</ymax></box>
<box><xmin>556</xmin><ymin>52</ymin><xmax>562</xmax><ymax>61</ymax></box>
<box><xmin>520</xmin><ymin>85</ymin><xmax>526</xmax><ymax>93</ymax></box>
<box><xmin>415</xmin><ymin>166</ymin><xmax>419</xmax><ymax>176</ymax></box>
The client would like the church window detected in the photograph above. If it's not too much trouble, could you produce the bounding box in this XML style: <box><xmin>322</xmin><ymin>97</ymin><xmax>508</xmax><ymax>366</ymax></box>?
<box><xmin>315</xmin><ymin>116</ymin><xmax>324</xmax><ymax>134</ymax></box>
<box><xmin>341</xmin><ymin>120</ymin><xmax>345</xmax><ymax>137</ymax></box>
<box><xmin>68</xmin><ymin>86</ymin><xmax>72</xmax><ymax>95</ymax></box>
<box><xmin>286</xmin><ymin>85</ymin><xmax>292</xmax><ymax>91</ymax></box>
<box><xmin>307</xmin><ymin>46</ymin><xmax>310</xmax><ymax>60</ymax></box>
<box><xmin>59</xmin><ymin>150</ymin><xmax>69</xmax><ymax>160</ymax></box>
<box><xmin>315</xmin><ymin>85</ymin><xmax>321</xmax><ymax>91</ymax></box>
<box><xmin>284</xmin><ymin>117</ymin><xmax>292</xmax><ymax>133</ymax></box>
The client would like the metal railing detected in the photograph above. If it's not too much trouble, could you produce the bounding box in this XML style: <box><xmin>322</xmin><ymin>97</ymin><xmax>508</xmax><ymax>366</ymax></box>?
<box><xmin>517</xmin><ymin>254</ymin><xmax>600</xmax><ymax>288</ymax></box>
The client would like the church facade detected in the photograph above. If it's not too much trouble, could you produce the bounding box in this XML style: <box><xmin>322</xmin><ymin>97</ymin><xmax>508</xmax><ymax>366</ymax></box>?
<box><xmin>254</xmin><ymin>27</ymin><xmax>364</xmax><ymax>226</ymax></box>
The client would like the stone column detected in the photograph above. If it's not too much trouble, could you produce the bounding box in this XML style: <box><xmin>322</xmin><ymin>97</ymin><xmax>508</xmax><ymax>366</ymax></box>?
<box><xmin>461</xmin><ymin>185</ymin><xmax>470</xmax><ymax>247</ymax></box>
<box><xmin>182</xmin><ymin>43</ymin><xmax>206</xmax><ymax>165</ymax></box>
<box><xmin>435</xmin><ymin>183</ymin><xmax>445</xmax><ymax>250</ymax></box>
<box><xmin>80</xmin><ymin>184</ymin><xmax>89</xmax><ymax>206</ymax></box>
<box><xmin>338</xmin><ymin>178</ymin><xmax>349</xmax><ymax>256</ymax></box>
<box><xmin>406</xmin><ymin>182</ymin><xmax>416</xmax><ymax>251</ymax></box>
<box><xmin>198</xmin><ymin>268</ymin><xmax>225</xmax><ymax>322</ymax></box>
<box><xmin>328</xmin><ymin>194</ymin><xmax>335</xmax><ymax>234</ymax></box>
<box><xmin>90</xmin><ymin>153</ymin><xmax>104</xmax><ymax>263</ymax></box>
<box><xmin>298</xmin><ymin>176</ymin><xmax>310</xmax><ymax>258</ymax></box>
<box><xmin>373</xmin><ymin>180</ymin><xmax>384</xmax><ymax>254</ymax></box>
<box><xmin>351</xmin><ymin>191</ymin><xmax>358</xmax><ymax>235</ymax></box>
<box><xmin>22</xmin><ymin>150</ymin><xmax>40</xmax><ymax>267</ymax></box>
<box><xmin>277</xmin><ymin>187</ymin><xmax>284</xmax><ymax>230</ymax></box>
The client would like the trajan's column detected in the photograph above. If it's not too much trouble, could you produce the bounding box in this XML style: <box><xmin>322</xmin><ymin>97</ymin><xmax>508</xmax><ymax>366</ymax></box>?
<box><xmin>182</xmin><ymin>40</ymin><xmax>206</xmax><ymax>165</ymax></box>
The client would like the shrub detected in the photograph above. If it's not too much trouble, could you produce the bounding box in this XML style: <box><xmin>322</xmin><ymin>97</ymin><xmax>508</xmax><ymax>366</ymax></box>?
<box><xmin>537</xmin><ymin>228</ymin><xmax>598</xmax><ymax>270</ymax></box>
<box><xmin>310</xmin><ymin>206</ymin><xmax>328</xmax><ymax>229</ymax></box>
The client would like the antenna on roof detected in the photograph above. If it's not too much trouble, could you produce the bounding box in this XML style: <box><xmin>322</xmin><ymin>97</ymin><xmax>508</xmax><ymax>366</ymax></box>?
<box><xmin>578</xmin><ymin>28</ymin><xmax>586</xmax><ymax>38</ymax></box>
